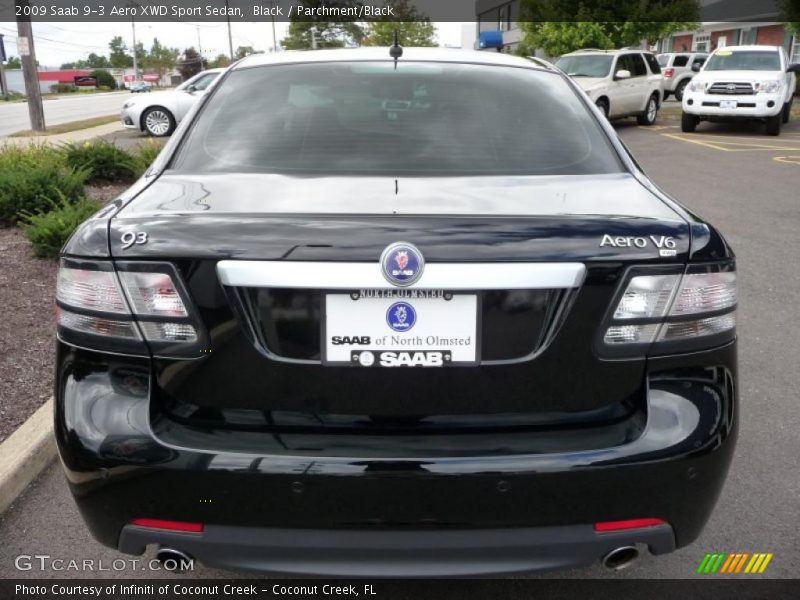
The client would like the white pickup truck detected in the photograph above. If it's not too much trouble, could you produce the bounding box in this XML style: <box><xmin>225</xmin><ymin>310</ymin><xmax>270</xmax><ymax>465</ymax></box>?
<box><xmin>681</xmin><ymin>45</ymin><xmax>799</xmax><ymax>136</ymax></box>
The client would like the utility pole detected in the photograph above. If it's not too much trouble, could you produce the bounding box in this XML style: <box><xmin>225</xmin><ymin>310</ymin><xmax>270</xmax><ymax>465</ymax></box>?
<box><xmin>196</xmin><ymin>25</ymin><xmax>203</xmax><ymax>59</ymax></box>
<box><xmin>131</xmin><ymin>16</ymin><xmax>139</xmax><ymax>81</ymax></box>
<box><xmin>269</xmin><ymin>1</ymin><xmax>277</xmax><ymax>52</ymax></box>
<box><xmin>0</xmin><ymin>34</ymin><xmax>10</xmax><ymax>101</ymax></box>
<box><xmin>224</xmin><ymin>0</ymin><xmax>234</xmax><ymax>60</ymax></box>
<box><xmin>16</xmin><ymin>0</ymin><xmax>45</xmax><ymax>131</ymax></box>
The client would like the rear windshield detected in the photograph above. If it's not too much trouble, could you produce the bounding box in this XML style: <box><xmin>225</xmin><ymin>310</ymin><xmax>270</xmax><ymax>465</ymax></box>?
<box><xmin>657</xmin><ymin>54</ymin><xmax>669</xmax><ymax>67</ymax></box>
<box><xmin>554</xmin><ymin>54</ymin><xmax>613</xmax><ymax>78</ymax></box>
<box><xmin>173</xmin><ymin>61</ymin><xmax>623</xmax><ymax>176</ymax></box>
<box><xmin>704</xmin><ymin>50</ymin><xmax>781</xmax><ymax>71</ymax></box>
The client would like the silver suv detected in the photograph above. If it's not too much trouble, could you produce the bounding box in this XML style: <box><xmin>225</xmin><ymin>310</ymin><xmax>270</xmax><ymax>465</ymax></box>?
<box><xmin>657</xmin><ymin>52</ymin><xmax>709</xmax><ymax>101</ymax></box>
<box><xmin>555</xmin><ymin>49</ymin><xmax>664</xmax><ymax>125</ymax></box>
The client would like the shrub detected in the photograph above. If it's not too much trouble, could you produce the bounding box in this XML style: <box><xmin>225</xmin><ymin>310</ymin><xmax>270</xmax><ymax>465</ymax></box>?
<box><xmin>134</xmin><ymin>139</ymin><xmax>163</xmax><ymax>175</ymax></box>
<box><xmin>61</xmin><ymin>140</ymin><xmax>138</xmax><ymax>183</ymax></box>
<box><xmin>90</xmin><ymin>69</ymin><xmax>117</xmax><ymax>89</ymax></box>
<box><xmin>20</xmin><ymin>193</ymin><xmax>100</xmax><ymax>259</ymax></box>
<box><xmin>50</xmin><ymin>83</ymin><xmax>76</xmax><ymax>94</ymax></box>
<box><xmin>0</xmin><ymin>145</ymin><xmax>89</xmax><ymax>224</ymax></box>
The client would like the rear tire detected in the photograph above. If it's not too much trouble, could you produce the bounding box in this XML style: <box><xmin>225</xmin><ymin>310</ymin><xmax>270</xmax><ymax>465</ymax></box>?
<box><xmin>637</xmin><ymin>95</ymin><xmax>658</xmax><ymax>126</ymax></box>
<box><xmin>766</xmin><ymin>112</ymin><xmax>782</xmax><ymax>136</ymax></box>
<box><xmin>595</xmin><ymin>98</ymin><xmax>609</xmax><ymax>119</ymax></box>
<box><xmin>142</xmin><ymin>106</ymin><xmax>176</xmax><ymax>137</ymax></box>
<box><xmin>681</xmin><ymin>112</ymin><xmax>698</xmax><ymax>132</ymax></box>
<box><xmin>782</xmin><ymin>99</ymin><xmax>792</xmax><ymax>124</ymax></box>
<box><xmin>674</xmin><ymin>80</ymin><xmax>688</xmax><ymax>102</ymax></box>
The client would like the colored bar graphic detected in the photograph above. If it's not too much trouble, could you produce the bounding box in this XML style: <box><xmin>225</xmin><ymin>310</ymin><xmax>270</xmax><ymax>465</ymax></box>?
<box><xmin>698</xmin><ymin>552</ymin><xmax>773</xmax><ymax>574</ymax></box>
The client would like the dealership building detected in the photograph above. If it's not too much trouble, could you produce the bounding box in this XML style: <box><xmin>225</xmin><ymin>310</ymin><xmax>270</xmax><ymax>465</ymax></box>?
<box><xmin>475</xmin><ymin>0</ymin><xmax>799</xmax><ymax>62</ymax></box>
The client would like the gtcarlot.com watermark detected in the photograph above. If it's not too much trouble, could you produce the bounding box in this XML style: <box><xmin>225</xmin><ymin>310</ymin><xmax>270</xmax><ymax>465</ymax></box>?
<box><xmin>14</xmin><ymin>554</ymin><xmax>194</xmax><ymax>572</ymax></box>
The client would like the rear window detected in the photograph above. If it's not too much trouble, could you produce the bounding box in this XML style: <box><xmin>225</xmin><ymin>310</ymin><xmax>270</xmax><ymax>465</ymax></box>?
<box><xmin>657</xmin><ymin>54</ymin><xmax>669</xmax><ymax>67</ymax></box>
<box><xmin>672</xmin><ymin>55</ymin><xmax>689</xmax><ymax>67</ymax></box>
<box><xmin>173</xmin><ymin>61</ymin><xmax>623</xmax><ymax>176</ymax></box>
<box><xmin>705</xmin><ymin>50</ymin><xmax>781</xmax><ymax>71</ymax></box>
<box><xmin>644</xmin><ymin>53</ymin><xmax>661</xmax><ymax>74</ymax></box>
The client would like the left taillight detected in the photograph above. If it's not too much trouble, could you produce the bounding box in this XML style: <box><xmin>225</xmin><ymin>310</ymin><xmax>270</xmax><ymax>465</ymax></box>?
<box><xmin>56</xmin><ymin>259</ymin><xmax>205</xmax><ymax>356</ymax></box>
<box><xmin>664</xmin><ymin>68</ymin><xmax>674</xmax><ymax>78</ymax></box>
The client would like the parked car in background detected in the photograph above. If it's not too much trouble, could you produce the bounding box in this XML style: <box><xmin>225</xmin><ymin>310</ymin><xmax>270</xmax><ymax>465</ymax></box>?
<box><xmin>555</xmin><ymin>48</ymin><xmax>663</xmax><ymax>125</ymax></box>
<box><xmin>681</xmin><ymin>45</ymin><xmax>799</xmax><ymax>136</ymax></box>
<box><xmin>120</xmin><ymin>68</ymin><xmax>225</xmax><ymax>136</ymax></box>
<box><xmin>58</xmin><ymin>47</ymin><xmax>738</xmax><ymax>577</ymax></box>
<box><xmin>657</xmin><ymin>52</ymin><xmax>708</xmax><ymax>101</ymax></box>
<box><xmin>129</xmin><ymin>81</ymin><xmax>152</xmax><ymax>93</ymax></box>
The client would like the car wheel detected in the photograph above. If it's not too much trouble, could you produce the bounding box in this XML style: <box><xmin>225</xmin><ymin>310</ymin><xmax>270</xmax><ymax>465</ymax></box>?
<box><xmin>595</xmin><ymin>98</ymin><xmax>609</xmax><ymax>118</ymax></box>
<box><xmin>142</xmin><ymin>107</ymin><xmax>176</xmax><ymax>137</ymax></box>
<box><xmin>782</xmin><ymin>99</ymin><xmax>792</xmax><ymax>124</ymax></box>
<box><xmin>766</xmin><ymin>112</ymin><xmax>782</xmax><ymax>136</ymax></box>
<box><xmin>637</xmin><ymin>95</ymin><xmax>658</xmax><ymax>126</ymax></box>
<box><xmin>681</xmin><ymin>112</ymin><xmax>698</xmax><ymax>133</ymax></box>
<box><xmin>675</xmin><ymin>80</ymin><xmax>688</xmax><ymax>102</ymax></box>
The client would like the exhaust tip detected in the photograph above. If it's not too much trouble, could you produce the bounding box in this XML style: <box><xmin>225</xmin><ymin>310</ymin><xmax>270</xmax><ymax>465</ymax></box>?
<box><xmin>602</xmin><ymin>546</ymin><xmax>640</xmax><ymax>570</ymax></box>
<box><xmin>155</xmin><ymin>547</ymin><xmax>194</xmax><ymax>573</ymax></box>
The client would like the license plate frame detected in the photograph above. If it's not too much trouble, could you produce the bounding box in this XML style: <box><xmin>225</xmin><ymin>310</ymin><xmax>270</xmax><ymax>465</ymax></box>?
<box><xmin>321</xmin><ymin>290</ymin><xmax>481</xmax><ymax>367</ymax></box>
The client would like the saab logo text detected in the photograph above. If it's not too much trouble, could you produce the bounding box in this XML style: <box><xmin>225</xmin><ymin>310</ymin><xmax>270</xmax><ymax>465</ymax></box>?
<box><xmin>697</xmin><ymin>552</ymin><xmax>773</xmax><ymax>574</ymax></box>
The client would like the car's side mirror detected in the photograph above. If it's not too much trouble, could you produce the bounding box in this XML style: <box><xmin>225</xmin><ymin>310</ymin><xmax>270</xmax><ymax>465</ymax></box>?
<box><xmin>185</xmin><ymin>84</ymin><xmax>198</xmax><ymax>93</ymax></box>
<box><xmin>787</xmin><ymin>63</ymin><xmax>800</xmax><ymax>73</ymax></box>
<box><xmin>614</xmin><ymin>69</ymin><xmax>631</xmax><ymax>80</ymax></box>
<box><xmin>691</xmin><ymin>62</ymin><xmax>702</xmax><ymax>72</ymax></box>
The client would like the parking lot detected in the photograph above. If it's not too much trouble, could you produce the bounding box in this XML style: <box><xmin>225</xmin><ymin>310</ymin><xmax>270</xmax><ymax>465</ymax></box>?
<box><xmin>1</xmin><ymin>113</ymin><xmax>799</xmax><ymax>582</ymax></box>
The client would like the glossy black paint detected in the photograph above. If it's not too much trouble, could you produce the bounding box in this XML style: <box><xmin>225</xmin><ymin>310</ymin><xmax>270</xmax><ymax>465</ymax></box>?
<box><xmin>55</xmin><ymin>342</ymin><xmax>737</xmax><ymax>555</ymax></box>
<box><xmin>55</xmin><ymin>54</ymin><xmax>739</xmax><ymax>574</ymax></box>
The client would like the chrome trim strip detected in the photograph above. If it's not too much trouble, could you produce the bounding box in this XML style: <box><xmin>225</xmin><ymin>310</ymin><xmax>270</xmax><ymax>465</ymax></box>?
<box><xmin>217</xmin><ymin>261</ymin><xmax>586</xmax><ymax>290</ymax></box>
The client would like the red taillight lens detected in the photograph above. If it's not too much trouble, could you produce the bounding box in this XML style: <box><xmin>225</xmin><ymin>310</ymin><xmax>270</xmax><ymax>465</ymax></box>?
<box><xmin>130</xmin><ymin>518</ymin><xmax>204</xmax><ymax>533</ymax></box>
<box><xmin>594</xmin><ymin>518</ymin><xmax>667</xmax><ymax>532</ymax></box>
<box><xmin>664</xmin><ymin>68</ymin><xmax>674</xmax><ymax>78</ymax></box>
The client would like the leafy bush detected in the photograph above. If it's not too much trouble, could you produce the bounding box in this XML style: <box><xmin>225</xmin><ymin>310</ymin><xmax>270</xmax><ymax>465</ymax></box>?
<box><xmin>0</xmin><ymin>145</ymin><xmax>89</xmax><ymax>224</ymax></box>
<box><xmin>61</xmin><ymin>140</ymin><xmax>138</xmax><ymax>183</ymax></box>
<box><xmin>20</xmin><ymin>193</ymin><xmax>100</xmax><ymax>259</ymax></box>
<box><xmin>49</xmin><ymin>83</ymin><xmax>76</xmax><ymax>94</ymax></box>
<box><xmin>134</xmin><ymin>139</ymin><xmax>163</xmax><ymax>175</ymax></box>
<box><xmin>90</xmin><ymin>69</ymin><xmax>116</xmax><ymax>89</ymax></box>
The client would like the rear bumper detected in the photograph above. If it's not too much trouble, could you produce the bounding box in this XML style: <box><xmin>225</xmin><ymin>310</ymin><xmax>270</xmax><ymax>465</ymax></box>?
<box><xmin>119</xmin><ymin>522</ymin><xmax>675</xmax><ymax>577</ymax></box>
<box><xmin>55</xmin><ymin>341</ymin><xmax>737</xmax><ymax>576</ymax></box>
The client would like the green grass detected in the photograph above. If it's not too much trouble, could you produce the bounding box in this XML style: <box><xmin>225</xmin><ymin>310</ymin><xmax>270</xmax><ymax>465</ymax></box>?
<box><xmin>8</xmin><ymin>115</ymin><xmax>118</xmax><ymax>138</ymax></box>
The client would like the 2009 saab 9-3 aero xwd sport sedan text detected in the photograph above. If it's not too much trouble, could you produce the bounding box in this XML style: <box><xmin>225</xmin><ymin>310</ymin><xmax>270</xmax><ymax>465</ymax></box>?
<box><xmin>55</xmin><ymin>47</ymin><xmax>738</xmax><ymax>577</ymax></box>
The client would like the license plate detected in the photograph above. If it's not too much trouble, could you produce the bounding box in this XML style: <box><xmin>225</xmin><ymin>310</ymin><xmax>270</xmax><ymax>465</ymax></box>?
<box><xmin>323</xmin><ymin>291</ymin><xmax>479</xmax><ymax>366</ymax></box>
<box><xmin>720</xmin><ymin>100</ymin><xmax>737</xmax><ymax>109</ymax></box>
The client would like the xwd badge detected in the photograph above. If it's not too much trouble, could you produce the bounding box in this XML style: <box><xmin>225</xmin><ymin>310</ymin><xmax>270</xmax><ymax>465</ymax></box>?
<box><xmin>380</xmin><ymin>242</ymin><xmax>424</xmax><ymax>286</ymax></box>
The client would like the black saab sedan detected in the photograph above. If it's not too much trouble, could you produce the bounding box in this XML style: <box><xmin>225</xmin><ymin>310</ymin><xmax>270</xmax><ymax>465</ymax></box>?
<box><xmin>55</xmin><ymin>47</ymin><xmax>737</xmax><ymax>576</ymax></box>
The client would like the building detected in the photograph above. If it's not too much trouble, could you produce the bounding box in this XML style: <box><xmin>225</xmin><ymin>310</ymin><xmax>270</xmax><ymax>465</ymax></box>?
<box><xmin>475</xmin><ymin>0</ymin><xmax>799</xmax><ymax>60</ymax></box>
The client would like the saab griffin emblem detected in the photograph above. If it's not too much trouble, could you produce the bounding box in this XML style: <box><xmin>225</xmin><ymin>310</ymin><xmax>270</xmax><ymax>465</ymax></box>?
<box><xmin>386</xmin><ymin>301</ymin><xmax>417</xmax><ymax>332</ymax></box>
<box><xmin>380</xmin><ymin>242</ymin><xmax>424</xmax><ymax>286</ymax></box>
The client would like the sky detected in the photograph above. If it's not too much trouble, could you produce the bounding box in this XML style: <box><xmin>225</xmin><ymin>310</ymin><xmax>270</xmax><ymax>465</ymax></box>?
<box><xmin>0</xmin><ymin>21</ymin><xmax>472</xmax><ymax>68</ymax></box>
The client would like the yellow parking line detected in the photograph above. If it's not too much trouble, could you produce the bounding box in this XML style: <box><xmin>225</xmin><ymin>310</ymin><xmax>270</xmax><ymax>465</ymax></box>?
<box><xmin>774</xmin><ymin>156</ymin><xmax>800</xmax><ymax>165</ymax></box>
<box><xmin>661</xmin><ymin>133</ymin><xmax>732</xmax><ymax>151</ymax></box>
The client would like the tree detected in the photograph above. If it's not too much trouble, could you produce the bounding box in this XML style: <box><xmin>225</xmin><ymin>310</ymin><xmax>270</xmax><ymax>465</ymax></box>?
<box><xmin>90</xmin><ymin>69</ymin><xmax>116</xmax><ymax>89</ymax></box>
<box><xmin>109</xmin><ymin>36</ymin><xmax>133</xmax><ymax>69</ymax></box>
<box><xmin>177</xmin><ymin>47</ymin><xmax>205</xmax><ymax>79</ymax></box>
<box><xmin>208</xmin><ymin>54</ymin><xmax>231</xmax><ymax>68</ymax></box>
<box><xmin>6</xmin><ymin>56</ymin><xmax>21</xmax><ymax>69</ymax></box>
<box><xmin>145</xmin><ymin>38</ymin><xmax>179</xmax><ymax>82</ymax></box>
<box><xmin>517</xmin><ymin>0</ymin><xmax>700</xmax><ymax>57</ymax></box>
<box><xmin>281</xmin><ymin>1</ymin><xmax>365</xmax><ymax>49</ymax></box>
<box><xmin>777</xmin><ymin>1</ymin><xmax>800</xmax><ymax>33</ymax></box>
<box><xmin>86</xmin><ymin>53</ymin><xmax>110</xmax><ymax>68</ymax></box>
<box><xmin>362</xmin><ymin>0</ymin><xmax>437</xmax><ymax>46</ymax></box>
<box><xmin>235</xmin><ymin>46</ymin><xmax>255</xmax><ymax>59</ymax></box>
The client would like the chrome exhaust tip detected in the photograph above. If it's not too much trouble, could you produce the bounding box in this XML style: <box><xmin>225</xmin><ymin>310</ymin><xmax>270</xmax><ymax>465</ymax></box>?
<box><xmin>155</xmin><ymin>547</ymin><xmax>194</xmax><ymax>573</ymax></box>
<box><xmin>602</xmin><ymin>546</ymin><xmax>640</xmax><ymax>570</ymax></box>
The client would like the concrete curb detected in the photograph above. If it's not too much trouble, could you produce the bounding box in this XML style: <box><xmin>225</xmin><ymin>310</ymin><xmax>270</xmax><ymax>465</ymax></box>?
<box><xmin>0</xmin><ymin>398</ymin><xmax>57</xmax><ymax>515</ymax></box>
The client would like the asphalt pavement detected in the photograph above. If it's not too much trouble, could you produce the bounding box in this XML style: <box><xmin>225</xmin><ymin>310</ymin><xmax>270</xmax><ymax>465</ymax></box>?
<box><xmin>0</xmin><ymin>91</ymin><xmax>128</xmax><ymax>137</ymax></box>
<box><xmin>1</xmin><ymin>114</ymin><xmax>799</xmax><ymax>582</ymax></box>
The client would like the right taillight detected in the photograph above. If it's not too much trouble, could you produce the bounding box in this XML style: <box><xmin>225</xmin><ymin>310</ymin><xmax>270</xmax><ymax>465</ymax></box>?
<box><xmin>56</xmin><ymin>259</ymin><xmax>205</xmax><ymax>356</ymax></box>
<box><xmin>664</xmin><ymin>68</ymin><xmax>674</xmax><ymax>78</ymax></box>
<box><xmin>602</xmin><ymin>264</ymin><xmax>736</xmax><ymax>354</ymax></box>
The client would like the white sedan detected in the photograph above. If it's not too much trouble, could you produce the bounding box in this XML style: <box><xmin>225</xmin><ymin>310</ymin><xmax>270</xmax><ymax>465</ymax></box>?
<box><xmin>120</xmin><ymin>68</ymin><xmax>224</xmax><ymax>136</ymax></box>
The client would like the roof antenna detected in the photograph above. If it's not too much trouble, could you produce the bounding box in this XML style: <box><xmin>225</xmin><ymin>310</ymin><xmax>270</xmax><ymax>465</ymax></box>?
<box><xmin>389</xmin><ymin>29</ymin><xmax>403</xmax><ymax>69</ymax></box>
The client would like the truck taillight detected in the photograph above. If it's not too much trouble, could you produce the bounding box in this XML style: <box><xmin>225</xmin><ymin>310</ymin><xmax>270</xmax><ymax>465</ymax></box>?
<box><xmin>602</xmin><ymin>264</ymin><xmax>736</xmax><ymax>354</ymax></box>
<box><xmin>664</xmin><ymin>68</ymin><xmax>674</xmax><ymax>78</ymax></box>
<box><xmin>56</xmin><ymin>259</ymin><xmax>205</xmax><ymax>356</ymax></box>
